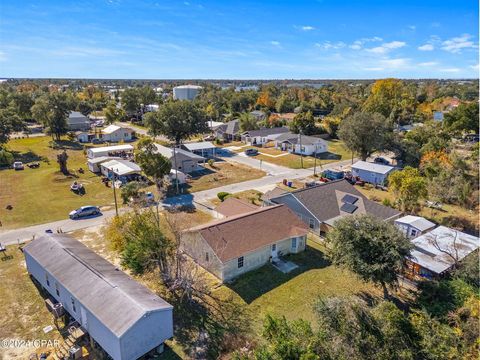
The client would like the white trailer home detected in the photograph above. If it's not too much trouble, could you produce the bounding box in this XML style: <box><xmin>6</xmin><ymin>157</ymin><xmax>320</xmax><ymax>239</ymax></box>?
<box><xmin>23</xmin><ymin>235</ymin><xmax>173</xmax><ymax>360</ymax></box>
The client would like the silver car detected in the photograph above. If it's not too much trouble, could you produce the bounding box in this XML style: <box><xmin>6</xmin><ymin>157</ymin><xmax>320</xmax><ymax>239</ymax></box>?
<box><xmin>69</xmin><ymin>206</ymin><xmax>101</xmax><ymax>219</ymax></box>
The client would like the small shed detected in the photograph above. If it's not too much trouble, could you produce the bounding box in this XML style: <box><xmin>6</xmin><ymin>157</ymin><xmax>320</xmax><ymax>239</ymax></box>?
<box><xmin>87</xmin><ymin>156</ymin><xmax>121</xmax><ymax>173</ymax></box>
<box><xmin>351</xmin><ymin>161</ymin><xmax>395</xmax><ymax>185</ymax></box>
<box><xmin>23</xmin><ymin>235</ymin><xmax>173</xmax><ymax>360</ymax></box>
<box><xmin>394</xmin><ymin>215</ymin><xmax>436</xmax><ymax>238</ymax></box>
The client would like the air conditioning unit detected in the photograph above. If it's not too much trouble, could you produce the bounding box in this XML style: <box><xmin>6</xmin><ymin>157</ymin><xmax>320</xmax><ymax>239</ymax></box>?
<box><xmin>68</xmin><ymin>345</ymin><xmax>82</xmax><ymax>360</ymax></box>
<box><xmin>52</xmin><ymin>303</ymin><xmax>65</xmax><ymax>318</ymax></box>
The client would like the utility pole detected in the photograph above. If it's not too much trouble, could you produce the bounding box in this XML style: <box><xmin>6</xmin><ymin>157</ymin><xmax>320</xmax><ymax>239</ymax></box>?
<box><xmin>112</xmin><ymin>169</ymin><xmax>119</xmax><ymax>216</ymax></box>
<box><xmin>299</xmin><ymin>131</ymin><xmax>304</xmax><ymax>169</ymax></box>
<box><xmin>313</xmin><ymin>144</ymin><xmax>317</xmax><ymax>176</ymax></box>
<box><xmin>173</xmin><ymin>145</ymin><xmax>180</xmax><ymax>194</ymax></box>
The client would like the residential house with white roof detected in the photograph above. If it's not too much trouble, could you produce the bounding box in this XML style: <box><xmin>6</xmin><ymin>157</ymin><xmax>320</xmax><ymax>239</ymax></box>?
<box><xmin>394</xmin><ymin>215</ymin><xmax>436</xmax><ymax>239</ymax></box>
<box><xmin>274</xmin><ymin>132</ymin><xmax>328</xmax><ymax>156</ymax></box>
<box><xmin>101</xmin><ymin>125</ymin><xmax>135</xmax><ymax>142</ymax></box>
<box><xmin>351</xmin><ymin>160</ymin><xmax>395</xmax><ymax>185</ymax></box>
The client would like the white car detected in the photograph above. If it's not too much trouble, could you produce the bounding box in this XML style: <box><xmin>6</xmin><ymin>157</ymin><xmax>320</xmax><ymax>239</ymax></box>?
<box><xmin>69</xmin><ymin>206</ymin><xmax>101</xmax><ymax>219</ymax></box>
<box><xmin>13</xmin><ymin>161</ymin><xmax>24</xmax><ymax>170</ymax></box>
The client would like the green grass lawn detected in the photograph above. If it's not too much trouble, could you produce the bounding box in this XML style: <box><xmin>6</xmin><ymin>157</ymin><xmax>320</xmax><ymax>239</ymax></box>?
<box><xmin>243</xmin><ymin>139</ymin><xmax>352</xmax><ymax>169</ymax></box>
<box><xmin>0</xmin><ymin>137</ymin><xmax>121</xmax><ymax>228</ymax></box>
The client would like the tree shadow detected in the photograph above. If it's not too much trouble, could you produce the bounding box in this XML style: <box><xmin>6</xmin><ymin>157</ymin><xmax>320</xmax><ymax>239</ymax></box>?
<box><xmin>50</xmin><ymin>140</ymin><xmax>84</xmax><ymax>151</ymax></box>
<box><xmin>11</xmin><ymin>150</ymin><xmax>49</xmax><ymax>164</ymax></box>
<box><xmin>440</xmin><ymin>215</ymin><xmax>479</xmax><ymax>236</ymax></box>
<box><xmin>226</xmin><ymin>244</ymin><xmax>331</xmax><ymax>304</ymax></box>
<box><xmin>316</xmin><ymin>151</ymin><xmax>341</xmax><ymax>160</ymax></box>
<box><xmin>172</xmin><ymin>292</ymin><xmax>252</xmax><ymax>359</ymax></box>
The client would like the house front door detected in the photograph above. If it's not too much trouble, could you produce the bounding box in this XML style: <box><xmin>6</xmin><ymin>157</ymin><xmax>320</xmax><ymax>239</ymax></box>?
<box><xmin>271</xmin><ymin>243</ymin><xmax>278</xmax><ymax>258</ymax></box>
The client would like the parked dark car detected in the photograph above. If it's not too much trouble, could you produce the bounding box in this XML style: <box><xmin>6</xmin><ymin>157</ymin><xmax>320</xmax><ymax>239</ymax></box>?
<box><xmin>245</xmin><ymin>148</ymin><xmax>258</xmax><ymax>156</ymax></box>
<box><xmin>91</xmin><ymin>138</ymin><xmax>105</xmax><ymax>144</ymax></box>
<box><xmin>69</xmin><ymin>206</ymin><xmax>101</xmax><ymax>219</ymax></box>
<box><xmin>374</xmin><ymin>157</ymin><xmax>390</xmax><ymax>165</ymax></box>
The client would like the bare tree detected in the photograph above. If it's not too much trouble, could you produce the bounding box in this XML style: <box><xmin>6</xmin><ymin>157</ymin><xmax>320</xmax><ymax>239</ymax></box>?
<box><xmin>426</xmin><ymin>230</ymin><xmax>461</xmax><ymax>267</ymax></box>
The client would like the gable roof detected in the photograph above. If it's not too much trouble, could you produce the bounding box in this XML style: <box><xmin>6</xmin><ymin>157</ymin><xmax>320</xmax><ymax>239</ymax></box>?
<box><xmin>102</xmin><ymin>124</ymin><xmax>133</xmax><ymax>134</ymax></box>
<box><xmin>410</xmin><ymin>226</ymin><xmax>479</xmax><ymax>274</ymax></box>
<box><xmin>352</xmin><ymin>161</ymin><xmax>395</xmax><ymax>175</ymax></box>
<box><xmin>153</xmin><ymin>143</ymin><xmax>204</xmax><ymax>160</ymax></box>
<box><xmin>23</xmin><ymin>235</ymin><xmax>172</xmax><ymax>338</ymax></box>
<box><xmin>185</xmin><ymin>205</ymin><xmax>308</xmax><ymax>262</ymax></box>
<box><xmin>68</xmin><ymin>111</ymin><xmax>89</xmax><ymax>124</ymax></box>
<box><xmin>269</xmin><ymin>179</ymin><xmax>400</xmax><ymax>224</ymax></box>
<box><xmin>261</xmin><ymin>186</ymin><xmax>288</xmax><ymax>202</ymax></box>
<box><xmin>101</xmin><ymin>159</ymin><xmax>141</xmax><ymax>176</ymax></box>
<box><xmin>275</xmin><ymin>132</ymin><xmax>327</xmax><ymax>146</ymax></box>
<box><xmin>395</xmin><ymin>215</ymin><xmax>436</xmax><ymax>232</ymax></box>
<box><xmin>215</xmin><ymin>197</ymin><xmax>259</xmax><ymax>217</ymax></box>
<box><xmin>242</xmin><ymin>126</ymin><xmax>290</xmax><ymax>137</ymax></box>
<box><xmin>225</xmin><ymin>120</ymin><xmax>239</xmax><ymax>135</ymax></box>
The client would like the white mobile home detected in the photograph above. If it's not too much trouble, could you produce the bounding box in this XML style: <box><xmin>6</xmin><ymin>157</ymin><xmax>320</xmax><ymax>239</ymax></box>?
<box><xmin>87</xmin><ymin>144</ymin><xmax>134</xmax><ymax>159</ymax></box>
<box><xmin>351</xmin><ymin>161</ymin><xmax>395</xmax><ymax>185</ymax></box>
<box><xmin>23</xmin><ymin>235</ymin><xmax>173</xmax><ymax>360</ymax></box>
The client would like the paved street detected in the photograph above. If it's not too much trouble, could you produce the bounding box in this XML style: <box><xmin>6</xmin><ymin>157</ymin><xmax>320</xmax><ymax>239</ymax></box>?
<box><xmin>0</xmin><ymin>153</ymin><xmax>355</xmax><ymax>246</ymax></box>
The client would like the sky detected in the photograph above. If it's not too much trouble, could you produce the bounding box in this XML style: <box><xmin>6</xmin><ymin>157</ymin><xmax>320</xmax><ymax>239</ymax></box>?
<box><xmin>0</xmin><ymin>0</ymin><xmax>478</xmax><ymax>79</ymax></box>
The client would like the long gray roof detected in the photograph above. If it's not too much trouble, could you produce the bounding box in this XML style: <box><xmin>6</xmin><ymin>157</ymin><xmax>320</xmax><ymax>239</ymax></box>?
<box><xmin>225</xmin><ymin>120</ymin><xmax>239</xmax><ymax>135</ymax></box>
<box><xmin>270</xmin><ymin>179</ymin><xmax>400</xmax><ymax>223</ymax></box>
<box><xmin>275</xmin><ymin>132</ymin><xmax>327</xmax><ymax>146</ymax></box>
<box><xmin>242</xmin><ymin>126</ymin><xmax>290</xmax><ymax>137</ymax></box>
<box><xmin>68</xmin><ymin>111</ymin><xmax>90</xmax><ymax>124</ymax></box>
<box><xmin>24</xmin><ymin>235</ymin><xmax>172</xmax><ymax>337</ymax></box>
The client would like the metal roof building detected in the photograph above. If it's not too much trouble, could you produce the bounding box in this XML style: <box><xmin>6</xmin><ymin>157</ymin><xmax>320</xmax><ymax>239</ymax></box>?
<box><xmin>23</xmin><ymin>235</ymin><xmax>173</xmax><ymax>360</ymax></box>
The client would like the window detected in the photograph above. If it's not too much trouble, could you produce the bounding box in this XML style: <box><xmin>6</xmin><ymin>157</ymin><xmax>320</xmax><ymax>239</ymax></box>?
<box><xmin>309</xmin><ymin>218</ymin><xmax>315</xmax><ymax>229</ymax></box>
<box><xmin>45</xmin><ymin>273</ymin><xmax>50</xmax><ymax>287</ymax></box>
<box><xmin>410</xmin><ymin>229</ymin><xmax>417</xmax><ymax>237</ymax></box>
<box><xmin>271</xmin><ymin>244</ymin><xmax>276</xmax><ymax>251</ymax></box>
<box><xmin>71</xmin><ymin>297</ymin><xmax>76</xmax><ymax>313</ymax></box>
<box><xmin>205</xmin><ymin>252</ymin><xmax>209</xmax><ymax>262</ymax></box>
<box><xmin>291</xmin><ymin>238</ymin><xmax>297</xmax><ymax>250</ymax></box>
<box><xmin>55</xmin><ymin>282</ymin><xmax>60</xmax><ymax>297</ymax></box>
<box><xmin>237</xmin><ymin>256</ymin><xmax>244</xmax><ymax>268</ymax></box>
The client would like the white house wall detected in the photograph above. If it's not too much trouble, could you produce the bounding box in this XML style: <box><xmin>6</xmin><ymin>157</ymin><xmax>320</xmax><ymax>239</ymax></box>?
<box><xmin>24</xmin><ymin>252</ymin><xmax>122</xmax><ymax>360</ymax></box>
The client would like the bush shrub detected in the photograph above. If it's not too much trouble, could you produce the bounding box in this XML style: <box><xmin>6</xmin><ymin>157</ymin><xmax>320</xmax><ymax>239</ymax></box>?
<box><xmin>217</xmin><ymin>191</ymin><xmax>231</xmax><ymax>202</ymax></box>
<box><xmin>0</xmin><ymin>149</ymin><xmax>14</xmax><ymax>167</ymax></box>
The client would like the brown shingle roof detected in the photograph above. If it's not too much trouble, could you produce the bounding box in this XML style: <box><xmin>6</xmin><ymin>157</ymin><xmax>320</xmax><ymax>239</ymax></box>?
<box><xmin>261</xmin><ymin>186</ymin><xmax>288</xmax><ymax>202</ymax></box>
<box><xmin>215</xmin><ymin>197</ymin><xmax>259</xmax><ymax>217</ymax></box>
<box><xmin>185</xmin><ymin>205</ymin><xmax>308</xmax><ymax>262</ymax></box>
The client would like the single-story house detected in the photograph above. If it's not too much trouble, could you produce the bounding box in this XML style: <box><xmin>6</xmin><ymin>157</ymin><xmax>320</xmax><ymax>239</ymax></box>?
<box><xmin>87</xmin><ymin>156</ymin><xmax>121</xmax><ymax>173</ymax></box>
<box><xmin>351</xmin><ymin>161</ymin><xmax>395</xmax><ymax>185</ymax></box>
<box><xmin>67</xmin><ymin>111</ymin><xmax>91</xmax><ymax>131</ymax></box>
<box><xmin>250</xmin><ymin>110</ymin><xmax>266</xmax><ymax>121</ymax></box>
<box><xmin>241</xmin><ymin>126</ymin><xmax>290</xmax><ymax>146</ymax></box>
<box><xmin>75</xmin><ymin>131</ymin><xmax>93</xmax><ymax>143</ymax></box>
<box><xmin>181</xmin><ymin>205</ymin><xmax>308</xmax><ymax>282</ymax></box>
<box><xmin>405</xmin><ymin>226</ymin><xmax>479</xmax><ymax>280</ymax></box>
<box><xmin>100</xmin><ymin>159</ymin><xmax>142</xmax><ymax>182</ymax></box>
<box><xmin>165</xmin><ymin>169</ymin><xmax>188</xmax><ymax>185</ymax></box>
<box><xmin>394</xmin><ymin>215</ymin><xmax>436</xmax><ymax>239</ymax></box>
<box><xmin>23</xmin><ymin>235</ymin><xmax>173</xmax><ymax>360</ymax></box>
<box><xmin>101</xmin><ymin>125</ymin><xmax>135</xmax><ymax>143</ymax></box>
<box><xmin>214</xmin><ymin>197</ymin><xmax>259</xmax><ymax>218</ymax></box>
<box><xmin>215</xmin><ymin>120</ymin><xmax>239</xmax><ymax>142</ymax></box>
<box><xmin>153</xmin><ymin>143</ymin><xmax>205</xmax><ymax>173</ymax></box>
<box><xmin>274</xmin><ymin>132</ymin><xmax>328</xmax><ymax>156</ymax></box>
<box><xmin>265</xmin><ymin>179</ymin><xmax>401</xmax><ymax>237</ymax></box>
<box><xmin>87</xmin><ymin>144</ymin><xmax>134</xmax><ymax>159</ymax></box>
<box><xmin>181</xmin><ymin>141</ymin><xmax>217</xmax><ymax>158</ymax></box>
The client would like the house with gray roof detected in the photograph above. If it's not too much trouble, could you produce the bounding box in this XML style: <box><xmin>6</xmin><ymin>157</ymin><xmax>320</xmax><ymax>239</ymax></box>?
<box><xmin>153</xmin><ymin>143</ymin><xmax>205</xmax><ymax>173</ymax></box>
<box><xmin>394</xmin><ymin>215</ymin><xmax>436</xmax><ymax>239</ymax></box>
<box><xmin>351</xmin><ymin>160</ymin><xmax>395</xmax><ymax>185</ymax></box>
<box><xmin>265</xmin><ymin>179</ymin><xmax>401</xmax><ymax>236</ymax></box>
<box><xmin>67</xmin><ymin>111</ymin><xmax>91</xmax><ymax>131</ymax></box>
<box><xmin>214</xmin><ymin>120</ymin><xmax>240</xmax><ymax>142</ymax></box>
<box><xmin>23</xmin><ymin>235</ymin><xmax>173</xmax><ymax>360</ymax></box>
<box><xmin>241</xmin><ymin>126</ymin><xmax>290</xmax><ymax>146</ymax></box>
<box><xmin>274</xmin><ymin>132</ymin><xmax>328</xmax><ymax>155</ymax></box>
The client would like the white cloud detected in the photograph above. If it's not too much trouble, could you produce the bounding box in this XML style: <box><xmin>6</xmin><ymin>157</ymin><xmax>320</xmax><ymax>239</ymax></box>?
<box><xmin>418</xmin><ymin>44</ymin><xmax>434</xmax><ymax>51</ymax></box>
<box><xmin>408</xmin><ymin>25</ymin><xmax>416</xmax><ymax>30</ymax></box>
<box><xmin>301</xmin><ymin>26</ymin><xmax>315</xmax><ymax>31</ymax></box>
<box><xmin>470</xmin><ymin>63</ymin><xmax>479</xmax><ymax>71</ymax></box>
<box><xmin>367</xmin><ymin>41</ymin><xmax>406</xmax><ymax>54</ymax></box>
<box><xmin>315</xmin><ymin>41</ymin><xmax>346</xmax><ymax>50</ymax></box>
<box><xmin>441</xmin><ymin>34</ymin><xmax>477</xmax><ymax>54</ymax></box>
<box><xmin>0</xmin><ymin>51</ymin><xmax>6</xmax><ymax>61</ymax></box>
<box><xmin>380</xmin><ymin>57</ymin><xmax>409</xmax><ymax>69</ymax></box>
<box><xmin>270</xmin><ymin>41</ymin><xmax>281</xmax><ymax>47</ymax></box>
<box><xmin>363</xmin><ymin>67</ymin><xmax>384</xmax><ymax>71</ymax></box>
<box><xmin>441</xmin><ymin>68</ymin><xmax>461</xmax><ymax>73</ymax></box>
<box><xmin>349</xmin><ymin>37</ymin><xmax>382</xmax><ymax>50</ymax></box>
<box><xmin>418</xmin><ymin>61</ymin><xmax>438</xmax><ymax>66</ymax></box>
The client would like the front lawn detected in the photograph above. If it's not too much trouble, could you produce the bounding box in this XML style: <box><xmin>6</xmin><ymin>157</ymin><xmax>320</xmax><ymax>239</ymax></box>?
<box><xmin>210</xmin><ymin>189</ymin><xmax>263</xmax><ymax>206</ymax></box>
<box><xmin>0</xmin><ymin>137</ymin><xmax>123</xmax><ymax>229</ymax></box>
<box><xmin>243</xmin><ymin>139</ymin><xmax>352</xmax><ymax>169</ymax></box>
<box><xmin>170</xmin><ymin>162</ymin><xmax>265</xmax><ymax>195</ymax></box>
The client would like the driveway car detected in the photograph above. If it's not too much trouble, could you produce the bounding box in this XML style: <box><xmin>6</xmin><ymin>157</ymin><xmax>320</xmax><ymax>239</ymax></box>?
<box><xmin>69</xmin><ymin>206</ymin><xmax>101</xmax><ymax>219</ymax></box>
<box><xmin>245</xmin><ymin>148</ymin><xmax>258</xmax><ymax>156</ymax></box>
<box><xmin>374</xmin><ymin>157</ymin><xmax>390</xmax><ymax>165</ymax></box>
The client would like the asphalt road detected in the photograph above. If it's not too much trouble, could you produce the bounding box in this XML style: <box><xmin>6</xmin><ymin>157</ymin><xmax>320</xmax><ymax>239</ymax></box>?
<box><xmin>0</xmin><ymin>154</ymin><xmax>355</xmax><ymax>246</ymax></box>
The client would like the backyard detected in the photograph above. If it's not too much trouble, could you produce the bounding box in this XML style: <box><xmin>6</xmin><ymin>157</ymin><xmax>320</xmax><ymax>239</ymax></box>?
<box><xmin>0</xmin><ymin>136</ymin><xmax>120</xmax><ymax>228</ymax></box>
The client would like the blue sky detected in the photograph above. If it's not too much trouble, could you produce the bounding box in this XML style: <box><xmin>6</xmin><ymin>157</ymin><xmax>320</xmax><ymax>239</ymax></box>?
<box><xmin>0</xmin><ymin>0</ymin><xmax>478</xmax><ymax>79</ymax></box>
